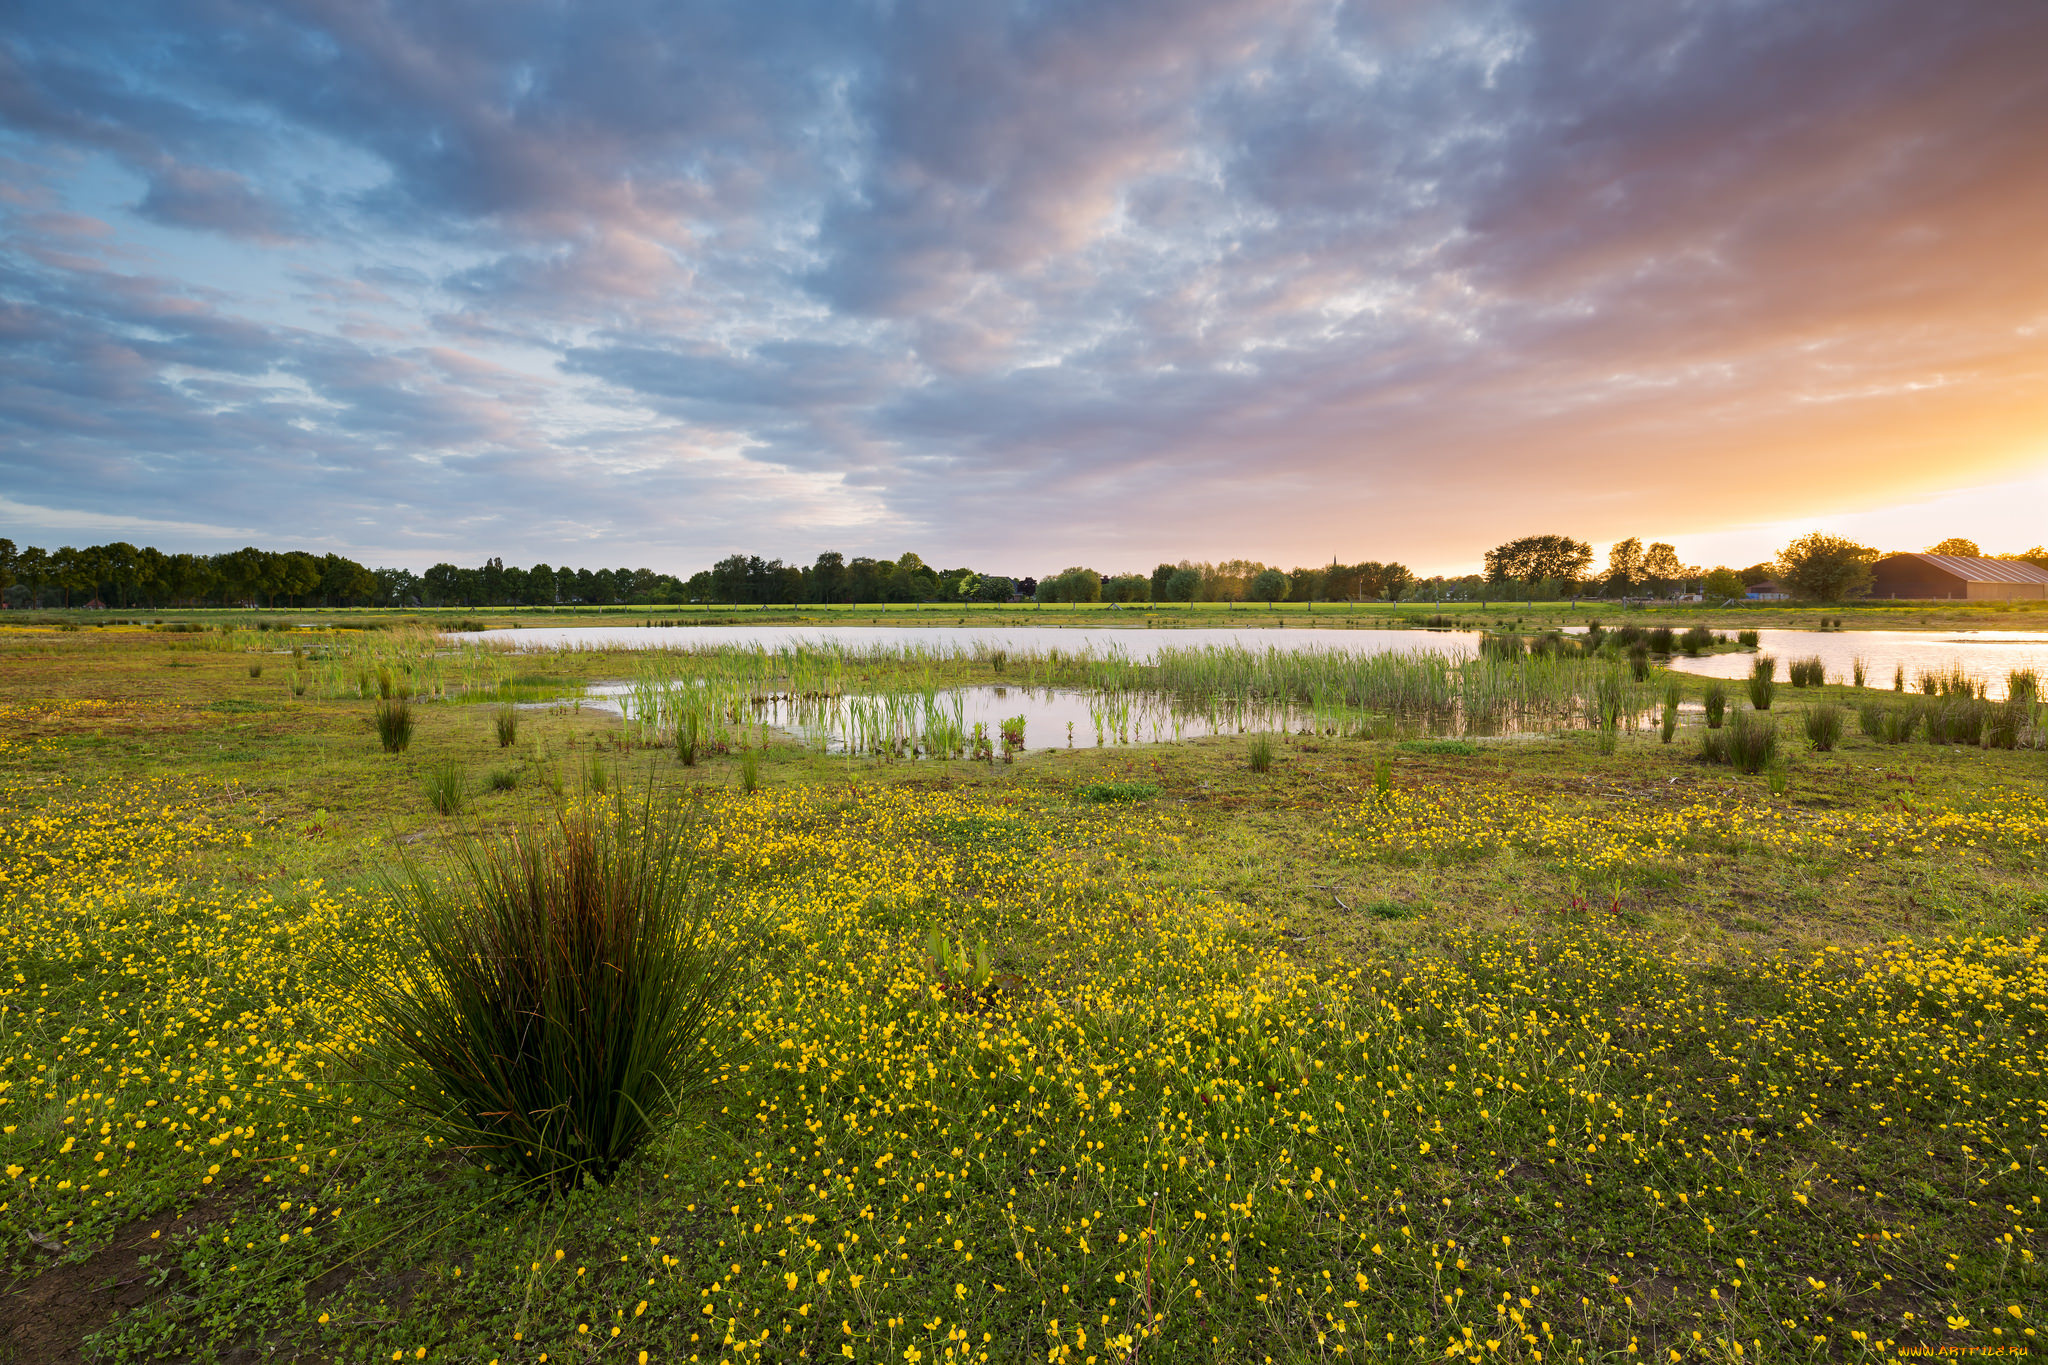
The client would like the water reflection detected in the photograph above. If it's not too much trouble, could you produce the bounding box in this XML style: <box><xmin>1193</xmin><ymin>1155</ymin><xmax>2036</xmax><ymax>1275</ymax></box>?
<box><xmin>1664</xmin><ymin>630</ymin><xmax>2047</xmax><ymax>699</ymax></box>
<box><xmin>456</xmin><ymin>622</ymin><xmax>1482</xmax><ymax>662</ymax></box>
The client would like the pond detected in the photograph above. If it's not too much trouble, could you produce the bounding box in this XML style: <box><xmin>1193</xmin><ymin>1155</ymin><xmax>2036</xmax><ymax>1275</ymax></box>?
<box><xmin>571</xmin><ymin>681</ymin><xmax>1321</xmax><ymax>752</ymax></box>
<box><xmin>453</xmin><ymin>622</ymin><xmax>1482</xmax><ymax>661</ymax></box>
<box><xmin>1664</xmin><ymin>630</ymin><xmax>2048</xmax><ymax>699</ymax></box>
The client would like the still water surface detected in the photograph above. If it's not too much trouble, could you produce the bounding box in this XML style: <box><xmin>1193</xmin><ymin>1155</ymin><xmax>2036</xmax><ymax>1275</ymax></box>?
<box><xmin>459</xmin><ymin>622</ymin><xmax>1481</xmax><ymax>660</ymax></box>
<box><xmin>1664</xmin><ymin>630</ymin><xmax>2048</xmax><ymax>699</ymax></box>
<box><xmin>572</xmin><ymin>681</ymin><xmax>1298</xmax><ymax>751</ymax></box>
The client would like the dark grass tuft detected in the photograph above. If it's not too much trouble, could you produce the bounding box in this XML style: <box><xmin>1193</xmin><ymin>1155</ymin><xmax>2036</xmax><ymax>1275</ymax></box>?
<box><xmin>374</xmin><ymin>698</ymin><xmax>414</xmax><ymax>753</ymax></box>
<box><xmin>334</xmin><ymin>802</ymin><xmax>738</xmax><ymax>1191</ymax></box>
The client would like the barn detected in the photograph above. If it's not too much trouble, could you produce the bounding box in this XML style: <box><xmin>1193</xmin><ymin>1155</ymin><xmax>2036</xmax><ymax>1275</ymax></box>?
<box><xmin>1871</xmin><ymin>554</ymin><xmax>2048</xmax><ymax>601</ymax></box>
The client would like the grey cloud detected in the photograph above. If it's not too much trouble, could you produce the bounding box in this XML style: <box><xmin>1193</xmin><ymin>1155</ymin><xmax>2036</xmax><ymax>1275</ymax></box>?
<box><xmin>3</xmin><ymin>0</ymin><xmax>2045</xmax><ymax>571</ymax></box>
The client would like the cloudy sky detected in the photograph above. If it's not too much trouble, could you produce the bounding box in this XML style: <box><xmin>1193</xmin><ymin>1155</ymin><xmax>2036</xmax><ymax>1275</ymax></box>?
<box><xmin>3</xmin><ymin>0</ymin><xmax>2044</xmax><ymax>577</ymax></box>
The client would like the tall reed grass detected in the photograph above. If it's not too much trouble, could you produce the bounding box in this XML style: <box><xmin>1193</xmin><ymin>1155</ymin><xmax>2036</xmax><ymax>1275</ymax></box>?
<box><xmin>1747</xmin><ymin>657</ymin><xmax>1776</xmax><ymax>710</ymax></box>
<box><xmin>1802</xmin><ymin>703</ymin><xmax>1844</xmax><ymax>752</ymax></box>
<box><xmin>374</xmin><ymin>699</ymin><xmax>414</xmax><ymax>753</ymax></box>
<box><xmin>424</xmin><ymin>760</ymin><xmax>466</xmax><ymax>816</ymax></box>
<box><xmin>1726</xmin><ymin>709</ymin><xmax>1778</xmax><ymax>774</ymax></box>
<box><xmin>494</xmin><ymin>705</ymin><xmax>519</xmax><ymax>748</ymax></box>
<box><xmin>337</xmin><ymin>803</ymin><xmax>737</xmax><ymax>1189</ymax></box>
<box><xmin>1701</xmin><ymin>681</ymin><xmax>1726</xmax><ymax>729</ymax></box>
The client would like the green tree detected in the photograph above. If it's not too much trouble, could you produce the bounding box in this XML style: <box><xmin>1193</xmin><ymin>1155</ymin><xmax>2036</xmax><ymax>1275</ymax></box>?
<box><xmin>1926</xmin><ymin>538</ymin><xmax>1981</xmax><ymax>558</ymax></box>
<box><xmin>1703</xmin><ymin>567</ymin><xmax>1745</xmax><ymax>600</ymax></box>
<box><xmin>1641</xmin><ymin>542</ymin><xmax>1692</xmax><ymax>597</ymax></box>
<box><xmin>1164</xmin><ymin>567</ymin><xmax>1201</xmax><ymax>603</ymax></box>
<box><xmin>1776</xmin><ymin>532</ymin><xmax>1877</xmax><ymax>602</ymax></box>
<box><xmin>1045</xmin><ymin>566</ymin><xmax>1103</xmax><ymax>603</ymax></box>
<box><xmin>1105</xmin><ymin>573</ymin><xmax>1150</xmax><ymax>603</ymax></box>
<box><xmin>1603</xmin><ymin>537</ymin><xmax>1645</xmax><ymax>594</ymax></box>
<box><xmin>1249</xmin><ymin>568</ymin><xmax>1287</xmax><ymax>603</ymax></box>
<box><xmin>1484</xmin><ymin>535</ymin><xmax>1593</xmax><ymax>597</ymax></box>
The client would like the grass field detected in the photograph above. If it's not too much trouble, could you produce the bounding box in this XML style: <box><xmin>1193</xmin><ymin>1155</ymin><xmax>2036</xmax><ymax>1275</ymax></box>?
<box><xmin>1</xmin><ymin>622</ymin><xmax>2043</xmax><ymax>1363</ymax></box>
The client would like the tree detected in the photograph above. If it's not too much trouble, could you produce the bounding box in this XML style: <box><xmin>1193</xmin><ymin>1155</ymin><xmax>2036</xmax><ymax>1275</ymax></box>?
<box><xmin>1703</xmin><ymin>567</ymin><xmax>1745</xmax><ymax>600</ymax></box>
<box><xmin>1378</xmin><ymin>563</ymin><xmax>1414</xmax><ymax>602</ymax></box>
<box><xmin>1640</xmin><ymin>542</ymin><xmax>1692</xmax><ymax>597</ymax></box>
<box><xmin>1040</xmin><ymin>566</ymin><xmax>1102</xmax><ymax>604</ymax></box>
<box><xmin>1164</xmin><ymin>567</ymin><xmax>1201</xmax><ymax>603</ymax></box>
<box><xmin>1483</xmin><ymin>535</ymin><xmax>1593</xmax><ymax>595</ymax></box>
<box><xmin>1776</xmin><ymin>532</ymin><xmax>1877</xmax><ymax>602</ymax></box>
<box><xmin>1926</xmin><ymin>538</ymin><xmax>1981</xmax><ymax>558</ymax></box>
<box><xmin>0</xmin><ymin>538</ymin><xmax>14</xmax><ymax>600</ymax></box>
<box><xmin>1105</xmin><ymin>573</ymin><xmax>1150</xmax><ymax>603</ymax></box>
<box><xmin>1249</xmin><ymin>568</ymin><xmax>1287</xmax><ymax>603</ymax></box>
<box><xmin>1603</xmin><ymin>538</ymin><xmax>1645</xmax><ymax>594</ymax></box>
<box><xmin>2003</xmin><ymin>546</ymin><xmax>2048</xmax><ymax>569</ymax></box>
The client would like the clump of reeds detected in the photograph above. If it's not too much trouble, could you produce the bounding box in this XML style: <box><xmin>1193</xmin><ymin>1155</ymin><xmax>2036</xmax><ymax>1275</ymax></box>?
<box><xmin>1880</xmin><ymin>703</ymin><xmax>1920</xmax><ymax>745</ymax></box>
<box><xmin>494</xmin><ymin>705</ymin><xmax>518</xmax><ymax>748</ymax></box>
<box><xmin>677</xmin><ymin>713</ymin><xmax>700</xmax><ymax>767</ymax></box>
<box><xmin>1660</xmin><ymin>679</ymin><xmax>1679</xmax><ymax>744</ymax></box>
<box><xmin>1857</xmin><ymin>700</ymin><xmax>1885</xmax><ymax>737</ymax></box>
<box><xmin>1925</xmin><ymin>697</ymin><xmax>1987</xmax><ymax>746</ymax></box>
<box><xmin>740</xmin><ymin>747</ymin><xmax>760</xmax><ymax>794</ymax></box>
<box><xmin>1802</xmin><ymin>703</ymin><xmax>1844</xmax><ymax>752</ymax></box>
<box><xmin>1647</xmin><ymin>626</ymin><xmax>1675</xmax><ymax>655</ymax></box>
<box><xmin>585</xmin><ymin>753</ymin><xmax>609</xmax><ymax>794</ymax></box>
<box><xmin>2006</xmin><ymin>669</ymin><xmax>2038</xmax><ymax>705</ymax></box>
<box><xmin>1679</xmin><ymin>625</ymin><xmax>1714</xmax><ymax>657</ymax></box>
<box><xmin>248</xmin><ymin>661</ymin><xmax>264</xmax><ymax>679</ymax></box>
<box><xmin>424</xmin><ymin>760</ymin><xmax>466</xmax><ymax>816</ymax></box>
<box><xmin>1983</xmin><ymin>698</ymin><xmax>2032</xmax><ymax>750</ymax></box>
<box><xmin>1851</xmin><ymin>656</ymin><xmax>1867</xmax><ymax>688</ymax></box>
<box><xmin>1627</xmin><ymin>643</ymin><xmax>1651</xmax><ymax>682</ymax></box>
<box><xmin>1479</xmin><ymin>633</ymin><xmax>1526</xmax><ymax>661</ymax></box>
<box><xmin>1737</xmin><ymin>630</ymin><xmax>1759</xmax><ymax>648</ymax></box>
<box><xmin>1696</xmin><ymin>726</ymin><xmax>1727</xmax><ymax>765</ymax></box>
<box><xmin>1248</xmin><ymin>733</ymin><xmax>1274</xmax><ymax>772</ymax></box>
<box><xmin>1703</xmin><ymin>681</ymin><xmax>1727</xmax><ymax>729</ymax></box>
<box><xmin>1787</xmin><ymin>657</ymin><xmax>1825</xmax><ymax>688</ymax></box>
<box><xmin>375</xmin><ymin>698</ymin><xmax>414</xmax><ymax>753</ymax></box>
<box><xmin>487</xmin><ymin>766</ymin><xmax>521</xmax><ymax>792</ymax></box>
<box><xmin>1726</xmin><ymin>708</ymin><xmax>1779</xmax><ymax>774</ymax></box>
<box><xmin>334</xmin><ymin>802</ymin><xmax>737</xmax><ymax>1190</ymax></box>
<box><xmin>1747</xmin><ymin>656</ymin><xmax>1776</xmax><ymax>710</ymax></box>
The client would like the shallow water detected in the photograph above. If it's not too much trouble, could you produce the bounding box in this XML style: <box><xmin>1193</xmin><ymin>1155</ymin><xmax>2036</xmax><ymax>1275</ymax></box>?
<box><xmin>1663</xmin><ymin>630</ymin><xmax>2047</xmax><ymax>699</ymax></box>
<box><xmin>575</xmin><ymin>681</ymin><xmax>1314</xmax><ymax>751</ymax></box>
<box><xmin>454</xmin><ymin>622</ymin><xmax>1481</xmax><ymax>661</ymax></box>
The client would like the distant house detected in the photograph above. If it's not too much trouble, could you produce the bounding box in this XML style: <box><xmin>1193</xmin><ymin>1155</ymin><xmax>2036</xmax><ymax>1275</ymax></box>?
<box><xmin>1744</xmin><ymin>580</ymin><xmax>1790</xmax><ymax>601</ymax></box>
<box><xmin>82</xmin><ymin>597</ymin><xmax>107</xmax><ymax>610</ymax></box>
<box><xmin>1872</xmin><ymin>553</ymin><xmax>2048</xmax><ymax>601</ymax></box>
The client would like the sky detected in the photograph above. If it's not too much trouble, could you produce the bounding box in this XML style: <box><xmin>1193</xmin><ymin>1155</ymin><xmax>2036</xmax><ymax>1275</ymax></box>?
<box><xmin>2</xmin><ymin>0</ymin><xmax>2044</xmax><ymax>579</ymax></box>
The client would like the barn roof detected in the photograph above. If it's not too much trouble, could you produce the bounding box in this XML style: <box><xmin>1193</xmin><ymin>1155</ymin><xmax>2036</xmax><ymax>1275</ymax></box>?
<box><xmin>1882</xmin><ymin>553</ymin><xmax>2048</xmax><ymax>585</ymax></box>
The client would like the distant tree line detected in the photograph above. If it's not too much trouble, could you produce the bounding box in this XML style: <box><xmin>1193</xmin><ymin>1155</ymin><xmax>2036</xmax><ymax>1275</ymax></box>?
<box><xmin>0</xmin><ymin>540</ymin><xmax>691</xmax><ymax>610</ymax></box>
<box><xmin>685</xmin><ymin>552</ymin><xmax>1027</xmax><ymax>605</ymax></box>
<box><xmin>3</xmin><ymin>534</ymin><xmax>2040</xmax><ymax>612</ymax></box>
